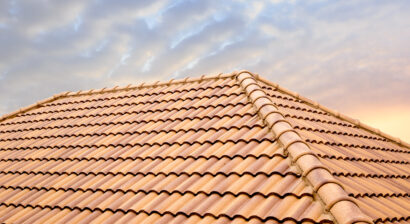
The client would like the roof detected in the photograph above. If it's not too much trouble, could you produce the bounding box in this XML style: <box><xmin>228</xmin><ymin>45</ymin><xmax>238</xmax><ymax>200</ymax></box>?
<box><xmin>0</xmin><ymin>71</ymin><xmax>408</xmax><ymax>224</ymax></box>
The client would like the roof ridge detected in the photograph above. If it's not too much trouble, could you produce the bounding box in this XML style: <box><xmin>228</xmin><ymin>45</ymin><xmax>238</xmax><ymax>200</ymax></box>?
<box><xmin>256</xmin><ymin>76</ymin><xmax>410</xmax><ymax>149</ymax></box>
<box><xmin>235</xmin><ymin>71</ymin><xmax>373</xmax><ymax>224</ymax></box>
<box><xmin>64</xmin><ymin>72</ymin><xmax>235</xmax><ymax>97</ymax></box>
<box><xmin>0</xmin><ymin>92</ymin><xmax>70</xmax><ymax>123</ymax></box>
<box><xmin>0</xmin><ymin>73</ymin><xmax>236</xmax><ymax>124</ymax></box>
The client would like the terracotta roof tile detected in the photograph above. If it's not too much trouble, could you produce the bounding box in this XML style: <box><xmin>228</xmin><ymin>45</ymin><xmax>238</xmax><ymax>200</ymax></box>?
<box><xmin>0</xmin><ymin>71</ymin><xmax>408</xmax><ymax>223</ymax></box>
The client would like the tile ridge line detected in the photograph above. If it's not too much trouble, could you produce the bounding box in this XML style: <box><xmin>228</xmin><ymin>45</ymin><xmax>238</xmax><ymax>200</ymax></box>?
<box><xmin>235</xmin><ymin>70</ymin><xmax>373</xmax><ymax>224</ymax></box>
<box><xmin>256</xmin><ymin>76</ymin><xmax>410</xmax><ymax>149</ymax></box>
<box><xmin>64</xmin><ymin>72</ymin><xmax>235</xmax><ymax>97</ymax></box>
<box><xmin>0</xmin><ymin>92</ymin><xmax>70</xmax><ymax>124</ymax></box>
<box><xmin>0</xmin><ymin>73</ymin><xmax>236</xmax><ymax>124</ymax></box>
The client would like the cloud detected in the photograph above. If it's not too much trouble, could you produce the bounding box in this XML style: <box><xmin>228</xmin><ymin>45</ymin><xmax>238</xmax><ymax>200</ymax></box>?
<box><xmin>0</xmin><ymin>0</ymin><xmax>409</xmax><ymax>140</ymax></box>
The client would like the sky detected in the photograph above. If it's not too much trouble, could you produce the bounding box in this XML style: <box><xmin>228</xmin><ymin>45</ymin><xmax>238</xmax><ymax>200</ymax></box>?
<box><xmin>0</xmin><ymin>0</ymin><xmax>409</xmax><ymax>141</ymax></box>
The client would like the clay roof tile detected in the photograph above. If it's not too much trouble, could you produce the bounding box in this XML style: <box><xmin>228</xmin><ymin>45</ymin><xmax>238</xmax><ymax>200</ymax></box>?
<box><xmin>0</xmin><ymin>71</ymin><xmax>407</xmax><ymax>223</ymax></box>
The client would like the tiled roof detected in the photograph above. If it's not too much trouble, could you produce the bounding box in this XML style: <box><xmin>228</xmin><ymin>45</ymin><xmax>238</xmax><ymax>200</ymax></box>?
<box><xmin>0</xmin><ymin>71</ymin><xmax>408</xmax><ymax>224</ymax></box>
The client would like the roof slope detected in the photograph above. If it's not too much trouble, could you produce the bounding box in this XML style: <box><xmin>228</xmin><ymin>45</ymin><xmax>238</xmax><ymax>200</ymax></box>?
<box><xmin>250</xmin><ymin>74</ymin><xmax>410</xmax><ymax>223</ymax></box>
<box><xmin>0</xmin><ymin>71</ymin><xmax>408</xmax><ymax>223</ymax></box>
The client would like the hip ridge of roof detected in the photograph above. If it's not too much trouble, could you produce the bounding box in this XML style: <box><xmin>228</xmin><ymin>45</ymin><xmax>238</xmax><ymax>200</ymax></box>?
<box><xmin>235</xmin><ymin>70</ymin><xmax>373</xmax><ymax>224</ymax></box>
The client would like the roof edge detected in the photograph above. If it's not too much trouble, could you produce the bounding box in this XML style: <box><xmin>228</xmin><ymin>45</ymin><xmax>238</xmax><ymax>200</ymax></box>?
<box><xmin>0</xmin><ymin>73</ymin><xmax>236</xmax><ymax>124</ymax></box>
<box><xmin>64</xmin><ymin>73</ymin><xmax>235</xmax><ymax>97</ymax></box>
<box><xmin>255</xmin><ymin>75</ymin><xmax>410</xmax><ymax>149</ymax></box>
<box><xmin>235</xmin><ymin>70</ymin><xmax>373</xmax><ymax>224</ymax></box>
<box><xmin>0</xmin><ymin>91</ymin><xmax>70</xmax><ymax>123</ymax></box>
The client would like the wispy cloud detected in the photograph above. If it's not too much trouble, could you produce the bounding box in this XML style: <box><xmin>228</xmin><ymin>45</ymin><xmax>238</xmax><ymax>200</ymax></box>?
<box><xmin>0</xmin><ymin>0</ymin><xmax>409</xmax><ymax>140</ymax></box>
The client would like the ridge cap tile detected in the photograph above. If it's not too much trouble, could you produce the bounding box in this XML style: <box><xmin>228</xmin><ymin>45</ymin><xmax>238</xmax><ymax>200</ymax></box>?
<box><xmin>235</xmin><ymin>70</ymin><xmax>373</xmax><ymax>224</ymax></box>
